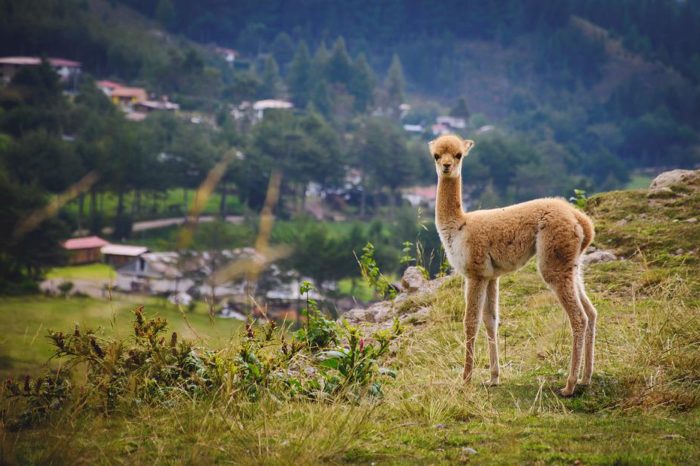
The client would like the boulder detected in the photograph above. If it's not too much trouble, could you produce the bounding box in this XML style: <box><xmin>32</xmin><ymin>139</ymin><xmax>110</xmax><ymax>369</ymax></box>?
<box><xmin>649</xmin><ymin>169</ymin><xmax>699</xmax><ymax>191</ymax></box>
<box><xmin>400</xmin><ymin>266</ymin><xmax>428</xmax><ymax>293</ymax></box>
<box><xmin>582</xmin><ymin>249</ymin><xmax>618</xmax><ymax>265</ymax></box>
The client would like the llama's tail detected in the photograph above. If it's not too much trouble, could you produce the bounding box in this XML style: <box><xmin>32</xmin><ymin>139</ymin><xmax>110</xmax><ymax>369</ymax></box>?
<box><xmin>573</xmin><ymin>209</ymin><xmax>595</xmax><ymax>254</ymax></box>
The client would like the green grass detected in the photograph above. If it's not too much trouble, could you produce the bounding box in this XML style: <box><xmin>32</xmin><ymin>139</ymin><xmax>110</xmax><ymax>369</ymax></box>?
<box><xmin>46</xmin><ymin>263</ymin><xmax>115</xmax><ymax>281</ymax></box>
<box><xmin>0</xmin><ymin>296</ymin><xmax>242</xmax><ymax>378</ymax></box>
<box><xmin>624</xmin><ymin>174</ymin><xmax>654</xmax><ymax>190</ymax></box>
<box><xmin>2</xmin><ymin>183</ymin><xmax>700</xmax><ymax>464</ymax></box>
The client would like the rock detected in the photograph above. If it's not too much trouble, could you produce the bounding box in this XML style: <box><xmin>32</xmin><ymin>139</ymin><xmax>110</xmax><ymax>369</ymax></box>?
<box><xmin>649</xmin><ymin>169</ymin><xmax>699</xmax><ymax>191</ymax></box>
<box><xmin>582</xmin><ymin>249</ymin><xmax>618</xmax><ymax>265</ymax></box>
<box><xmin>370</xmin><ymin>301</ymin><xmax>395</xmax><ymax>323</ymax></box>
<box><xmin>675</xmin><ymin>248</ymin><xmax>684</xmax><ymax>255</ymax></box>
<box><xmin>646</xmin><ymin>186</ymin><xmax>675</xmax><ymax>199</ymax></box>
<box><xmin>400</xmin><ymin>307</ymin><xmax>430</xmax><ymax>325</ymax></box>
<box><xmin>687</xmin><ymin>217</ymin><xmax>698</xmax><ymax>223</ymax></box>
<box><xmin>462</xmin><ymin>447</ymin><xmax>477</xmax><ymax>455</ymax></box>
<box><xmin>614</xmin><ymin>218</ymin><xmax>628</xmax><ymax>227</ymax></box>
<box><xmin>343</xmin><ymin>308</ymin><xmax>370</xmax><ymax>324</ymax></box>
<box><xmin>400</xmin><ymin>266</ymin><xmax>428</xmax><ymax>293</ymax></box>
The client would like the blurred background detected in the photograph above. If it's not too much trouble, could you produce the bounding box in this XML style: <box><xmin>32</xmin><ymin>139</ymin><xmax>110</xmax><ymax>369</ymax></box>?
<box><xmin>1</xmin><ymin>0</ymin><xmax>699</xmax><ymax>372</ymax></box>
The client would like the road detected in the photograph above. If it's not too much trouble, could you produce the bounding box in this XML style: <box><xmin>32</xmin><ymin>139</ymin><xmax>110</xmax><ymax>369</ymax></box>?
<box><xmin>131</xmin><ymin>215</ymin><xmax>244</xmax><ymax>232</ymax></box>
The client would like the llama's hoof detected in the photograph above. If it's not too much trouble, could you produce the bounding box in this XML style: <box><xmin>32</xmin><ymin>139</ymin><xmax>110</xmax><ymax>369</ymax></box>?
<box><xmin>485</xmin><ymin>378</ymin><xmax>500</xmax><ymax>387</ymax></box>
<box><xmin>558</xmin><ymin>388</ymin><xmax>575</xmax><ymax>398</ymax></box>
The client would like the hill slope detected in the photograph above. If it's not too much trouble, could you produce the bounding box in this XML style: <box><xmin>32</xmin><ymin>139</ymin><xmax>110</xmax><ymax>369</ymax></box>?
<box><xmin>2</xmin><ymin>174</ymin><xmax>699</xmax><ymax>464</ymax></box>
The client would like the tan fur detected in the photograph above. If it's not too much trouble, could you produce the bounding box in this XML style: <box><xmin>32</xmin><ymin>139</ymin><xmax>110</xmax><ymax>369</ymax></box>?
<box><xmin>430</xmin><ymin>134</ymin><xmax>597</xmax><ymax>396</ymax></box>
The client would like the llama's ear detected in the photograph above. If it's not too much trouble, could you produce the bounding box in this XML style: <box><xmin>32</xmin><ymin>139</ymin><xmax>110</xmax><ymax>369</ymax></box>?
<box><xmin>463</xmin><ymin>139</ymin><xmax>475</xmax><ymax>154</ymax></box>
<box><xmin>428</xmin><ymin>140</ymin><xmax>436</xmax><ymax>152</ymax></box>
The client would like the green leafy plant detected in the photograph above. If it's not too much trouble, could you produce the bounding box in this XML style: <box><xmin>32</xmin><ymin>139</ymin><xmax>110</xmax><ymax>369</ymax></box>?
<box><xmin>570</xmin><ymin>189</ymin><xmax>588</xmax><ymax>209</ymax></box>
<box><xmin>2</xmin><ymin>299</ymin><xmax>401</xmax><ymax>429</ymax></box>
<box><xmin>356</xmin><ymin>242</ymin><xmax>397</xmax><ymax>299</ymax></box>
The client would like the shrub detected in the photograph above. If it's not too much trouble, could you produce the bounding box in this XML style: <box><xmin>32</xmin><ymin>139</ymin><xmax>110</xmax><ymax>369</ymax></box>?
<box><xmin>1</xmin><ymin>290</ymin><xmax>402</xmax><ymax>429</ymax></box>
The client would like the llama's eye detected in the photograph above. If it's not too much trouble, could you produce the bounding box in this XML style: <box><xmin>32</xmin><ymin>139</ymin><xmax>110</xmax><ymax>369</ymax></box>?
<box><xmin>455</xmin><ymin>153</ymin><xmax>462</xmax><ymax>160</ymax></box>
<box><xmin>434</xmin><ymin>154</ymin><xmax>440</xmax><ymax>161</ymax></box>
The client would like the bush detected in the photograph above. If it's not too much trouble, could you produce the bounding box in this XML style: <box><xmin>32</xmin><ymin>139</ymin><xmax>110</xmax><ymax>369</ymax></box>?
<box><xmin>1</xmin><ymin>289</ymin><xmax>402</xmax><ymax>429</ymax></box>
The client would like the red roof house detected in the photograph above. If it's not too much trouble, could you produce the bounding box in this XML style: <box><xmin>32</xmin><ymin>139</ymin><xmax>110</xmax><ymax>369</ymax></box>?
<box><xmin>63</xmin><ymin>236</ymin><xmax>109</xmax><ymax>265</ymax></box>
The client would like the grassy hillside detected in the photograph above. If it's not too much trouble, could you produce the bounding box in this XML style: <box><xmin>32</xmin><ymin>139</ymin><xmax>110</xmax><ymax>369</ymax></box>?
<box><xmin>1</xmin><ymin>182</ymin><xmax>699</xmax><ymax>464</ymax></box>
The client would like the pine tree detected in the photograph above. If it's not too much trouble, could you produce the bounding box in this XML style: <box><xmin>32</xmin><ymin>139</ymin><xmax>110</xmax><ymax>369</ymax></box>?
<box><xmin>155</xmin><ymin>0</ymin><xmax>176</xmax><ymax>29</ymax></box>
<box><xmin>450</xmin><ymin>97</ymin><xmax>471</xmax><ymax>119</ymax></box>
<box><xmin>312</xmin><ymin>41</ymin><xmax>330</xmax><ymax>80</ymax></box>
<box><xmin>260</xmin><ymin>55</ymin><xmax>283</xmax><ymax>99</ymax></box>
<box><xmin>386</xmin><ymin>54</ymin><xmax>405</xmax><ymax>114</ymax></box>
<box><xmin>350</xmin><ymin>53</ymin><xmax>375</xmax><ymax>113</ymax></box>
<box><xmin>311</xmin><ymin>81</ymin><xmax>332</xmax><ymax>117</ymax></box>
<box><xmin>326</xmin><ymin>37</ymin><xmax>353</xmax><ymax>85</ymax></box>
<box><xmin>287</xmin><ymin>41</ymin><xmax>313</xmax><ymax>107</ymax></box>
<box><xmin>271</xmin><ymin>32</ymin><xmax>295</xmax><ymax>67</ymax></box>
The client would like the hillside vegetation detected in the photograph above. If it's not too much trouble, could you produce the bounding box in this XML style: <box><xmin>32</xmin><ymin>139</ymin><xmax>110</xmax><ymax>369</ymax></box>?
<box><xmin>1</xmin><ymin>177</ymin><xmax>699</xmax><ymax>464</ymax></box>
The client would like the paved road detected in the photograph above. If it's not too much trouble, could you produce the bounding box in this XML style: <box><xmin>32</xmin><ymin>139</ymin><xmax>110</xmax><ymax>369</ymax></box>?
<box><xmin>78</xmin><ymin>215</ymin><xmax>245</xmax><ymax>236</ymax></box>
<box><xmin>131</xmin><ymin>215</ymin><xmax>244</xmax><ymax>232</ymax></box>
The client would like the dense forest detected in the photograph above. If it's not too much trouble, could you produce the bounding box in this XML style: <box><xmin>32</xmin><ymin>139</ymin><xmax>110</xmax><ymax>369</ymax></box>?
<box><xmin>1</xmin><ymin>0</ymin><xmax>699</xmax><ymax>290</ymax></box>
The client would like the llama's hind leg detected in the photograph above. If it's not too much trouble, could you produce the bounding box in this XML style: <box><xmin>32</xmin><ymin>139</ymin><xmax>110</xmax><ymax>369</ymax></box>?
<box><xmin>547</xmin><ymin>273</ymin><xmax>588</xmax><ymax>397</ymax></box>
<box><xmin>576</xmin><ymin>272</ymin><xmax>597</xmax><ymax>385</ymax></box>
<box><xmin>482</xmin><ymin>278</ymin><xmax>500</xmax><ymax>385</ymax></box>
<box><xmin>463</xmin><ymin>278</ymin><xmax>488</xmax><ymax>383</ymax></box>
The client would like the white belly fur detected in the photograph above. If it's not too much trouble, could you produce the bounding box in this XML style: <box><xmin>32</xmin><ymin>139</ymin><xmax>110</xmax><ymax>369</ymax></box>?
<box><xmin>439</xmin><ymin>227</ymin><xmax>470</xmax><ymax>275</ymax></box>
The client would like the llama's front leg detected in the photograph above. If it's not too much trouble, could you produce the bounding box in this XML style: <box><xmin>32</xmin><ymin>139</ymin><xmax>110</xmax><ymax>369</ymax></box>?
<box><xmin>483</xmin><ymin>278</ymin><xmax>500</xmax><ymax>385</ymax></box>
<box><xmin>463</xmin><ymin>278</ymin><xmax>487</xmax><ymax>383</ymax></box>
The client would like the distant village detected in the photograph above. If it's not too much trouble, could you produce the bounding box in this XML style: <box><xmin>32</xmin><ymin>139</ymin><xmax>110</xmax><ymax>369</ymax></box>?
<box><xmin>2</xmin><ymin>51</ymin><xmax>491</xmax><ymax>315</ymax></box>
<box><xmin>48</xmin><ymin>235</ymin><xmax>325</xmax><ymax>322</ymax></box>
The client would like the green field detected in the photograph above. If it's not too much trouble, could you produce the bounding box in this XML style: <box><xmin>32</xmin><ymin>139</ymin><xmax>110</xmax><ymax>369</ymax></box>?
<box><xmin>624</xmin><ymin>174</ymin><xmax>654</xmax><ymax>190</ymax></box>
<box><xmin>46</xmin><ymin>263</ymin><xmax>115</xmax><ymax>281</ymax></box>
<box><xmin>0</xmin><ymin>296</ymin><xmax>242</xmax><ymax>378</ymax></box>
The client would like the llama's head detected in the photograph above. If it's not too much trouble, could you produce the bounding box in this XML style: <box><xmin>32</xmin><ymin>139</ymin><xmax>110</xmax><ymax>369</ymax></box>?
<box><xmin>428</xmin><ymin>134</ymin><xmax>474</xmax><ymax>179</ymax></box>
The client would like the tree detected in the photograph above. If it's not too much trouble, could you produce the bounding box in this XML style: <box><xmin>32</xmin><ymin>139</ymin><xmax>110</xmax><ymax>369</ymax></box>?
<box><xmin>311</xmin><ymin>81</ymin><xmax>332</xmax><ymax>117</ymax></box>
<box><xmin>326</xmin><ymin>37</ymin><xmax>353</xmax><ymax>85</ymax></box>
<box><xmin>0</xmin><ymin>167</ymin><xmax>67</xmax><ymax>292</ymax></box>
<box><xmin>385</xmin><ymin>54</ymin><xmax>405</xmax><ymax>114</ymax></box>
<box><xmin>155</xmin><ymin>0</ymin><xmax>176</xmax><ymax>29</ymax></box>
<box><xmin>450</xmin><ymin>97</ymin><xmax>471</xmax><ymax>120</ymax></box>
<box><xmin>271</xmin><ymin>32</ymin><xmax>295</xmax><ymax>67</ymax></box>
<box><xmin>225</xmin><ymin>71</ymin><xmax>262</xmax><ymax>104</ymax></box>
<box><xmin>350</xmin><ymin>53</ymin><xmax>375</xmax><ymax>113</ymax></box>
<box><xmin>287</xmin><ymin>41</ymin><xmax>314</xmax><ymax>107</ymax></box>
<box><xmin>352</xmin><ymin>118</ymin><xmax>417</xmax><ymax>215</ymax></box>
<box><xmin>259</xmin><ymin>55</ymin><xmax>283</xmax><ymax>99</ymax></box>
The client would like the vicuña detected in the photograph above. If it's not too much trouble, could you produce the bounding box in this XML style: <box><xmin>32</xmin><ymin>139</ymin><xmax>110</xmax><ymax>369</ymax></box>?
<box><xmin>430</xmin><ymin>134</ymin><xmax>597</xmax><ymax>397</ymax></box>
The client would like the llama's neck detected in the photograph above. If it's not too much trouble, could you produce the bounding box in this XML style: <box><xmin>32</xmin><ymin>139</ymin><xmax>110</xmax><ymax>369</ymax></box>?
<box><xmin>436</xmin><ymin>175</ymin><xmax>465</xmax><ymax>228</ymax></box>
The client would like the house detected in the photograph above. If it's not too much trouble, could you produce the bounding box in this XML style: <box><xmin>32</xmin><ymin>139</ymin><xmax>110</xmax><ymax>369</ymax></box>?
<box><xmin>403</xmin><ymin>124</ymin><xmax>424</xmax><ymax>134</ymax></box>
<box><xmin>63</xmin><ymin>236</ymin><xmax>109</xmax><ymax>265</ymax></box>
<box><xmin>0</xmin><ymin>56</ymin><xmax>81</xmax><ymax>85</ymax></box>
<box><xmin>115</xmin><ymin>252</ymin><xmax>192</xmax><ymax>294</ymax></box>
<box><xmin>101</xmin><ymin>244</ymin><xmax>149</xmax><ymax>268</ymax></box>
<box><xmin>96</xmin><ymin>80</ymin><xmax>123</xmax><ymax>96</ymax></box>
<box><xmin>402</xmin><ymin>185</ymin><xmax>437</xmax><ymax>209</ymax></box>
<box><xmin>252</xmin><ymin>99</ymin><xmax>293</xmax><ymax>121</ymax></box>
<box><xmin>109</xmin><ymin>86</ymin><xmax>148</xmax><ymax>107</ymax></box>
<box><xmin>213</xmin><ymin>46</ymin><xmax>238</xmax><ymax>66</ymax></box>
<box><xmin>436</xmin><ymin>115</ymin><xmax>467</xmax><ymax>130</ymax></box>
<box><xmin>431</xmin><ymin>123</ymin><xmax>451</xmax><ymax>136</ymax></box>
<box><xmin>133</xmin><ymin>99</ymin><xmax>180</xmax><ymax>113</ymax></box>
